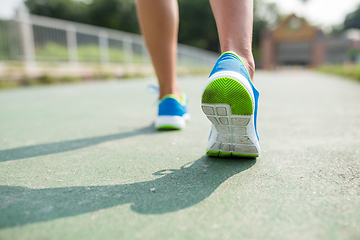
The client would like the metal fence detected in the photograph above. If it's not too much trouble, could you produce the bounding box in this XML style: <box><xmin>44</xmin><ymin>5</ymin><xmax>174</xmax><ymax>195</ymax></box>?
<box><xmin>0</xmin><ymin>10</ymin><xmax>218</xmax><ymax>71</ymax></box>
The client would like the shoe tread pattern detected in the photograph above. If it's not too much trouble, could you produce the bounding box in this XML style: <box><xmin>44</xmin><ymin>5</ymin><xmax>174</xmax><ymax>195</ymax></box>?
<box><xmin>201</xmin><ymin>77</ymin><xmax>253</xmax><ymax>115</ymax></box>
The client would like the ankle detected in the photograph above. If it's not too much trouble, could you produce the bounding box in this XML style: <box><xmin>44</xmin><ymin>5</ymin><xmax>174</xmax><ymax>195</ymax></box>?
<box><xmin>240</xmin><ymin>56</ymin><xmax>255</xmax><ymax>81</ymax></box>
<box><xmin>159</xmin><ymin>88</ymin><xmax>181</xmax><ymax>100</ymax></box>
<box><xmin>223</xmin><ymin>50</ymin><xmax>255</xmax><ymax>81</ymax></box>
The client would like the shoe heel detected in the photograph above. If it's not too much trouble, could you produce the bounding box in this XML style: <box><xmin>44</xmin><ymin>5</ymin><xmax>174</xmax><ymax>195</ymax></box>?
<box><xmin>201</xmin><ymin>76</ymin><xmax>259</xmax><ymax>158</ymax></box>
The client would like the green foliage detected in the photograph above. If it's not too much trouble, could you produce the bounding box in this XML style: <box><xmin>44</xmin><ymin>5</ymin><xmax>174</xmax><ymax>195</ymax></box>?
<box><xmin>35</xmin><ymin>42</ymin><xmax>68</xmax><ymax>61</ymax></box>
<box><xmin>25</xmin><ymin>0</ymin><xmax>140</xmax><ymax>34</ymax></box>
<box><xmin>34</xmin><ymin>42</ymin><xmax>143</xmax><ymax>63</ymax></box>
<box><xmin>344</xmin><ymin>4</ymin><xmax>360</xmax><ymax>30</ymax></box>
<box><xmin>61</xmin><ymin>75</ymin><xmax>81</xmax><ymax>82</ymax></box>
<box><xmin>38</xmin><ymin>74</ymin><xmax>58</xmax><ymax>84</ymax></box>
<box><xmin>0</xmin><ymin>64</ymin><xmax>210</xmax><ymax>88</ymax></box>
<box><xmin>0</xmin><ymin>20</ymin><xmax>22</xmax><ymax>61</ymax></box>
<box><xmin>318</xmin><ymin>64</ymin><xmax>360</xmax><ymax>81</ymax></box>
<box><xmin>88</xmin><ymin>0</ymin><xmax>139</xmax><ymax>34</ymax></box>
<box><xmin>0</xmin><ymin>79</ymin><xmax>20</xmax><ymax>89</ymax></box>
<box><xmin>178</xmin><ymin>0</ymin><xmax>218</xmax><ymax>51</ymax></box>
<box><xmin>25</xmin><ymin>0</ymin><xmax>91</xmax><ymax>23</ymax></box>
<box><xmin>22</xmin><ymin>78</ymin><xmax>41</xmax><ymax>86</ymax></box>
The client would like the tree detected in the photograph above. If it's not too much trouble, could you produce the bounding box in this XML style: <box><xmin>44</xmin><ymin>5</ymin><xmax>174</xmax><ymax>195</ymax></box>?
<box><xmin>178</xmin><ymin>0</ymin><xmax>218</xmax><ymax>51</ymax></box>
<box><xmin>344</xmin><ymin>5</ymin><xmax>360</xmax><ymax>30</ymax></box>
<box><xmin>25</xmin><ymin>0</ymin><xmax>140</xmax><ymax>34</ymax></box>
<box><xmin>87</xmin><ymin>0</ymin><xmax>139</xmax><ymax>34</ymax></box>
<box><xmin>25</xmin><ymin>0</ymin><xmax>90</xmax><ymax>24</ymax></box>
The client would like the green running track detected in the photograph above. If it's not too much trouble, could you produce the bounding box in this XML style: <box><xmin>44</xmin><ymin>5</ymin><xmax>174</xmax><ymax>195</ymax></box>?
<box><xmin>0</xmin><ymin>71</ymin><xmax>359</xmax><ymax>240</ymax></box>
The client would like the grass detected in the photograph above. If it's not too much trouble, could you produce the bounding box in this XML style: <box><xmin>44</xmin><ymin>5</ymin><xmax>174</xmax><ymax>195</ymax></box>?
<box><xmin>0</xmin><ymin>42</ymin><xmax>213</xmax><ymax>89</ymax></box>
<box><xmin>0</xmin><ymin>73</ymin><xmax>116</xmax><ymax>89</ymax></box>
<box><xmin>318</xmin><ymin>64</ymin><xmax>360</xmax><ymax>81</ymax></box>
<box><xmin>35</xmin><ymin>43</ymin><xmax>145</xmax><ymax>63</ymax></box>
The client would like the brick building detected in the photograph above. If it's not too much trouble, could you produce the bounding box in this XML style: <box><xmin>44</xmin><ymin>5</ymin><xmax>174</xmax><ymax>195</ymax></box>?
<box><xmin>261</xmin><ymin>14</ymin><xmax>325</xmax><ymax>69</ymax></box>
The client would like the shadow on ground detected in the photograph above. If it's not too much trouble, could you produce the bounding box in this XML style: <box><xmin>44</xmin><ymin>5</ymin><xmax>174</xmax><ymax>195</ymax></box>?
<box><xmin>0</xmin><ymin>125</ymin><xmax>157</xmax><ymax>162</ymax></box>
<box><xmin>0</xmin><ymin>156</ymin><xmax>255</xmax><ymax>229</ymax></box>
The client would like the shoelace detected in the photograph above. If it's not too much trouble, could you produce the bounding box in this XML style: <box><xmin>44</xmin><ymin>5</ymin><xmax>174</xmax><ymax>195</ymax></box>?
<box><xmin>147</xmin><ymin>84</ymin><xmax>160</xmax><ymax>105</ymax></box>
<box><xmin>147</xmin><ymin>84</ymin><xmax>159</xmax><ymax>95</ymax></box>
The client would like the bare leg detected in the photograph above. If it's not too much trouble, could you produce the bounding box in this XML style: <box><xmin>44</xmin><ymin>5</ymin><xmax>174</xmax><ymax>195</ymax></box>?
<box><xmin>136</xmin><ymin>0</ymin><xmax>181</xmax><ymax>99</ymax></box>
<box><xmin>209</xmin><ymin>0</ymin><xmax>255</xmax><ymax>80</ymax></box>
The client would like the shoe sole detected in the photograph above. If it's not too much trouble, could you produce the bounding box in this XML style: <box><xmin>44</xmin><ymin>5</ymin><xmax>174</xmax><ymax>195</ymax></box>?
<box><xmin>201</xmin><ymin>72</ymin><xmax>259</xmax><ymax>158</ymax></box>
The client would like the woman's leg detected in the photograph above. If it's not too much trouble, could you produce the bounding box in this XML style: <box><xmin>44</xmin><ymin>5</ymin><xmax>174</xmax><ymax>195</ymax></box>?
<box><xmin>136</xmin><ymin>0</ymin><xmax>181</xmax><ymax>99</ymax></box>
<box><xmin>209</xmin><ymin>0</ymin><xmax>255</xmax><ymax>80</ymax></box>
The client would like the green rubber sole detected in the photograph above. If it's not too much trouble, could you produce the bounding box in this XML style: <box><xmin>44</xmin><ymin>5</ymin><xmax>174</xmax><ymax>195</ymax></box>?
<box><xmin>206</xmin><ymin>150</ymin><xmax>258</xmax><ymax>158</ymax></box>
<box><xmin>201</xmin><ymin>77</ymin><xmax>253</xmax><ymax>116</ymax></box>
<box><xmin>156</xmin><ymin>125</ymin><xmax>182</xmax><ymax>130</ymax></box>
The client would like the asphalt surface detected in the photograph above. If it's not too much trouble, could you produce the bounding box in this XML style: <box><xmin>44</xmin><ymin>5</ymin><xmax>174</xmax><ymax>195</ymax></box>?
<box><xmin>0</xmin><ymin>70</ymin><xmax>359</xmax><ymax>240</ymax></box>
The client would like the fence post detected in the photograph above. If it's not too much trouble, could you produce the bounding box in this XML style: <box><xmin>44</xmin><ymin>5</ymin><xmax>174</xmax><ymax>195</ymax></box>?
<box><xmin>124</xmin><ymin>36</ymin><xmax>133</xmax><ymax>64</ymax></box>
<box><xmin>99</xmin><ymin>30</ymin><xmax>109</xmax><ymax>65</ymax></box>
<box><xmin>141</xmin><ymin>43</ymin><xmax>148</xmax><ymax>64</ymax></box>
<box><xmin>16</xmin><ymin>8</ymin><xmax>35</xmax><ymax>72</ymax></box>
<box><xmin>66</xmin><ymin>25</ymin><xmax>78</xmax><ymax>65</ymax></box>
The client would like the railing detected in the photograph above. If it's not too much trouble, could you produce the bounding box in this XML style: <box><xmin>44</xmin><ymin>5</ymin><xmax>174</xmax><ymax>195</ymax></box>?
<box><xmin>0</xmin><ymin>10</ymin><xmax>218</xmax><ymax>72</ymax></box>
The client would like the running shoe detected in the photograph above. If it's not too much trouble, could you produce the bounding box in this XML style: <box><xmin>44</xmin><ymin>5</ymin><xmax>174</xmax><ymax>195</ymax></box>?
<box><xmin>201</xmin><ymin>51</ymin><xmax>260</xmax><ymax>158</ymax></box>
<box><xmin>155</xmin><ymin>93</ymin><xmax>190</xmax><ymax>130</ymax></box>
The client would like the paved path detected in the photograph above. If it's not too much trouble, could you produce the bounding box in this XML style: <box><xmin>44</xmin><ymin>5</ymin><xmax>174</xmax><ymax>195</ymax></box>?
<box><xmin>0</xmin><ymin>71</ymin><xmax>359</xmax><ymax>240</ymax></box>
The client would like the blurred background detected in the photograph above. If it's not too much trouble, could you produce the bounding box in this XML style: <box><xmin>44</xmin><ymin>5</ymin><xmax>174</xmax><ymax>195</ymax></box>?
<box><xmin>0</xmin><ymin>0</ymin><xmax>359</xmax><ymax>87</ymax></box>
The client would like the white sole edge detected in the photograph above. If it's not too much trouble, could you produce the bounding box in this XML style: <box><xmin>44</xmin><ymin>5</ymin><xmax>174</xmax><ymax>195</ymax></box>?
<box><xmin>155</xmin><ymin>114</ymin><xmax>190</xmax><ymax>129</ymax></box>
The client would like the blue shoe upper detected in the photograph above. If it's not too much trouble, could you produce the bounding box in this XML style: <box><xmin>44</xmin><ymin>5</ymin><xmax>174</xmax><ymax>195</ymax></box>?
<box><xmin>158</xmin><ymin>94</ymin><xmax>188</xmax><ymax>117</ymax></box>
<box><xmin>210</xmin><ymin>52</ymin><xmax>259</xmax><ymax>140</ymax></box>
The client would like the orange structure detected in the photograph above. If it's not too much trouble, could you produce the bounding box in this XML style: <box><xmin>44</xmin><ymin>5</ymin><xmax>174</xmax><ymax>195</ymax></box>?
<box><xmin>261</xmin><ymin>14</ymin><xmax>325</xmax><ymax>69</ymax></box>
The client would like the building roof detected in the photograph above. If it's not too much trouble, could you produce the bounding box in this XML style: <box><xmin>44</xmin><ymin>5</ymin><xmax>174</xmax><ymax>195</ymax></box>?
<box><xmin>272</xmin><ymin>14</ymin><xmax>318</xmax><ymax>41</ymax></box>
